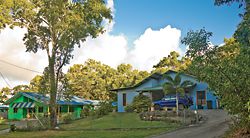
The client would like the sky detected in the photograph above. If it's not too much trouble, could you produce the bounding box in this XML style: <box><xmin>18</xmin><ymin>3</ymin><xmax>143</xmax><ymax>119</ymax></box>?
<box><xmin>0</xmin><ymin>0</ymin><xmax>243</xmax><ymax>89</ymax></box>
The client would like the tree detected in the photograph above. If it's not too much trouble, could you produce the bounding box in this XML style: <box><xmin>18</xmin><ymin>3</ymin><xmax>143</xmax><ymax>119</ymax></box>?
<box><xmin>181</xmin><ymin>28</ymin><xmax>213</xmax><ymax>58</ymax></box>
<box><xmin>114</xmin><ymin>64</ymin><xmax>149</xmax><ymax>88</ymax></box>
<box><xmin>0</xmin><ymin>87</ymin><xmax>11</xmax><ymax>103</ymax></box>
<box><xmin>162</xmin><ymin>73</ymin><xmax>193</xmax><ymax>115</ymax></box>
<box><xmin>182</xmin><ymin>28</ymin><xmax>250</xmax><ymax>128</ymax></box>
<box><xmin>127</xmin><ymin>93</ymin><xmax>151</xmax><ymax>113</ymax></box>
<box><xmin>67</xmin><ymin>59</ymin><xmax>149</xmax><ymax>101</ymax></box>
<box><xmin>67</xmin><ymin>59</ymin><xmax>116</xmax><ymax>100</ymax></box>
<box><xmin>0</xmin><ymin>0</ymin><xmax>112</xmax><ymax>127</ymax></box>
<box><xmin>12</xmin><ymin>84</ymin><xmax>30</xmax><ymax>95</ymax></box>
<box><xmin>153</xmin><ymin>51</ymin><xmax>191</xmax><ymax>73</ymax></box>
<box><xmin>29</xmin><ymin>75</ymin><xmax>43</xmax><ymax>92</ymax></box>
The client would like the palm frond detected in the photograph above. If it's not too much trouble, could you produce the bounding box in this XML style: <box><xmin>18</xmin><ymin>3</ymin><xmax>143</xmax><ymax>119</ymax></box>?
<box><xmin>174</xmin><ymin>73</ymin><xmax>182</xmax><ymax>86</ymax></box>
<box><xmin>181</xmin><ymin>80</ymin><xmax>194</xmax><ymax>88</ymax></box>
<box><xmin>163</xmin><ymin>83</ymin><xmax>175</xmax><ymax>94</ymax></box>
<box><xmin>176</xmin><ymin>87</ymin><xmax>185</xmax><ymax>95</ymax></box>
<box><xmin>163</xmin><ymin>74</ymin><xmax>174</xmax><ymax>84</ymax></box>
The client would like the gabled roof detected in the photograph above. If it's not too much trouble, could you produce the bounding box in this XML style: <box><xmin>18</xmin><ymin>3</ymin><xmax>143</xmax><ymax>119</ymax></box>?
<box><xmin>162</xmin><ymin>70</ymin><xmax>197</xmax><ymax>79</ymax></box>
<box><xmin>110</xmin><ymin>70</ymin><xmax>197</xmax><ymax>92</ymax></box>
<box><xmin>5</xmin><ymin>92</ymin><xmax>49</xmax><ymax>105</ymax></box>
<box><xmin>136</xmin><ymin>86</ymin><xmax>163</xmax><ymax>92</ymax></box>
<box><xmin>110</xmin><ymin>72</ymin><xmax>162</xmax><ymax>91</ymax></box>
<box><xmin>5</xmin><ymin>92</ymin><xmax>90</xmax><ymax>106</ymax></box>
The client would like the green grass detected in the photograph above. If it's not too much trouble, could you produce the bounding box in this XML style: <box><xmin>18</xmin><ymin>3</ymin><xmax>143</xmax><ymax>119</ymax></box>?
<box><xmin>0</xmin><ymin>124</ymin><xmax>9</xmax><ymax>130</ymax></box>
<box><xmin>61</xmin><ymin>112</ymin><xmax>179</xmax><ymax>130</ymax></box>
<box><xmin>1</xmin><ymin>113</ymin><xmax>181</xmax><ymax>138</ymax></box>
<box><xmin>2</xmin><ymin>129</ymin><xmax>172</xmax><ymax>138</ymax></box>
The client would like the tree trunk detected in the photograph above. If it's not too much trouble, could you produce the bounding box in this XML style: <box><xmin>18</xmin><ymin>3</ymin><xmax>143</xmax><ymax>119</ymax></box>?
<box><xmin>176</xmin><ymin>93</ymin><xmax>179</xmax><ymax>116</ymax></box>
<box><xmin>48</xmin><ymin>56</ymin><xmax>57</xmax><ymax>128</ymax></box>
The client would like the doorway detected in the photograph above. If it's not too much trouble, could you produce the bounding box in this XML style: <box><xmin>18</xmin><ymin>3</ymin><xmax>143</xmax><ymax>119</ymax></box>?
<box><xmin>197</xmin><ymin>91</ymin><xmax>206</xmax><ymax>109</ymax></box>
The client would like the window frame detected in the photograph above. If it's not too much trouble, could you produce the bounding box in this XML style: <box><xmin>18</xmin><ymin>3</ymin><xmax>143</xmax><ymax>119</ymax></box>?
<box><xmin>122</xmin><ymin>93</ymin><xmax>126</xmax><ymax>106</ymax></box>
<box><xmin>13</xmin><ymin>108</ymin><xmax>18</xmax><ymax>113</ymax></box>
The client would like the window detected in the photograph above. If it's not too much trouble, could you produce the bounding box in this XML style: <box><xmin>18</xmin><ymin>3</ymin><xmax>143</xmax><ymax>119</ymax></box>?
<box><xmin>28</xmin><ymin>108</ymin><xmax>35</xmax><ymax>113</ymax></box>
<box><xmin>38</xmin><ymin>107</ymin><xmax>43</xmax><ymax>113</ymax></box>
<box><xmin>14</xmin><ymin>108</ymin><xmax>18</xmax><ymax>113</ymax></box>
<box><xmin>122</xmin><ymin>93</ymin><xmax>126</xmax><ymax>106</ymax></box>
<box><xmin>69</xmin><ymin>106</ymin><xmax>74</xmax><ymax>112</ymax></box>
<box><xmin>197</xmin><ymin>91</ymin><xmax>206</xmax><ymax>105</ymax></box>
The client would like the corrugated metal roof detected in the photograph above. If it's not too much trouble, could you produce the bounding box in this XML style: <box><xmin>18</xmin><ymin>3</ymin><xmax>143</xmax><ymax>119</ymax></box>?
<box><xmin>110</xmin><ymin>70</ymin><xmax>197</xmax><ymax>92</ymax></box>
<box><xmin>110</xmin><ymin>72</ymin><xmax>162</xmax><ymax>91</ymax></box>
<box><xmin>137</xmin><ymin>86</ymin><xmax>163</xmax><ymax>92</ymax></box>
<box><xmin>5</xmin><ymin>92</ymin><xmax>92</xmax><ymax>106</ymax></box>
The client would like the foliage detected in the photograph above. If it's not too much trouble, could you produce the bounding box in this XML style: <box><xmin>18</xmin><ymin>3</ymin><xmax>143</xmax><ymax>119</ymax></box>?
<box><xmin>0</xmin><ymin>0</ymin><xmax>112</xmax><ymax>128</ymax></box>
<box><xmin>132</xmin><ymin>94</ymin><xmax>151</xmax><ymax>113</ymax></box>
<box><xmin>162</xmin><ymin>73</ymin><xmax>193</xmax><ymax>115</ymax></box>
<box><xmin>184</xmin><ymin>0</ymin><xmax>250</xmax><ymax>129</ymax></box>
<box><xmin>124</xmin><ymin>104</ymin><xmax>134</xmax><ymax>112</ymax></box>
<box><xmin>0</xmin><ymin>87</ymin><xmax>11</xmax><ymax>102</ymax></box>
<box><xmin>62</xmin><ymin>113</ymin><xmax>74</xmax><ymax>124</ymax></box>
<box><xmin>10</xmin><ymin>124</ymin><xmax>16</xmax><ymax>132</ymax></box>
<box><xmin>214</xmin><ymin>0</ymin><xmax>245</xmax><ymax>7</ymax></box>
<box><xmin>182</xmin><ymin>29</ymin><xmax>250</xmax><ymax>127</ymax></box>
<box><xmin>67</xmin><ymin>59</ymin><xmax>149</xmax><ymax>101</ymax></box>
<box><xmin>152</xmin><ymin>51</ymin><xmax>191</xmax><ymax>73</ymax></box>
<box><xmin>94</xmin><ymin>102</ymin><xmax>113</xmax><ymax>118</ymax></box>
<box><xmin>81</xmin><ymin>104</ymin><xmax>94</xmax><ymax>118</ymax></box>
<box><xmin>125</xmin><ymin>94</ymin><xmax>151</xmax><ymax>113</ymax></box>
<box><xmin>12</xmin><ymin>85</ymin><xmax>30</xmax><ymax>94</ymax></box>
<box><xmin>181</xmin><ymin>28</ymin><xmax>213</xmax><ymax>58</ymax></box>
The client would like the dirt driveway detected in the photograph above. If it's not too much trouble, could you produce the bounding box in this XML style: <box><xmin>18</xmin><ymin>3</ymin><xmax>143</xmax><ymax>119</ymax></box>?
<box><xmin>152</xmin><ymin>109</ymin><xmax>231</xmax><ymax>138</ymax></box>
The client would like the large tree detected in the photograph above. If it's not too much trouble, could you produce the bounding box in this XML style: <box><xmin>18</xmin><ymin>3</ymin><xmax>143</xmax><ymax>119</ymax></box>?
<box><xmin>0</xmin><ymin>87</ymin><xmax>11</xmax><ymax>103</ymax></box>
<box><xmin>0</xmin><ymin>0</ymin><xmax>112</xmax><ymax>127</ymax></box>
<box><xmin>153</xmin><ymin>51</ymin><xmax>191</xmax><ymax>73</ymax></box>
<box><xmin>67</xmin><ymin>59</ymin><xmax>149</xmax><ymax>101</ymax></box>
<box><xmin>182</xmin><ymin>29</ymin><xmax>250</xmax><ymax>129</ymax></box>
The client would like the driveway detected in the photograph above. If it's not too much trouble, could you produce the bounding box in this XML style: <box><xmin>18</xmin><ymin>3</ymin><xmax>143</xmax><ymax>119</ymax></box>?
<box><xmin>152</xmin><ymin>109</ymin><xmax>231</xmax><ymax>138</ymax></box>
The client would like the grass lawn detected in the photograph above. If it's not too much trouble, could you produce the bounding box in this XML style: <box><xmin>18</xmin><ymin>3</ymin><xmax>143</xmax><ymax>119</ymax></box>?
<box><xmin>61</xmin><ymin>112</ymin><xmax>180</xmax><ymax>130</ymax></box>
<box><xmin>0</xmin><ymin>124</ymin><xmax>9</xmax><ymax>130</ymax></box>
<box><xmin>1</xmin><ymin>113</ymin><xmax>181</xmax><ymax>138</ymax></box>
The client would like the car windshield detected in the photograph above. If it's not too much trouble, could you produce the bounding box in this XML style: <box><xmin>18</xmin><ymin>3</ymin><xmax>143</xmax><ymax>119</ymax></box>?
<box><xmin>162</xmin><ymin>95</ymin><xmax>176</xmax><ymax>100</ymax></box>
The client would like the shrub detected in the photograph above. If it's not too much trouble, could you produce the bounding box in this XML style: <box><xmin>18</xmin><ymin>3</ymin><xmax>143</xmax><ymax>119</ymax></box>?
<box><xmin>125</xmin><ymin>104</ymin><xmax>134</xmax><ymax>112</ymax></box>
<box><xmin>10</xmin><ymin>124</ymin><xmax>16</xmax><ymax>132</ymax></box>
<box><xmin>81</xmin><ymin>104</ymin><xmax>94</xmax><ymax>118</ymax></box>
<box><xmin>131</xmin><ymin>94</ymin><xmax>151</xmax><ymax>113</ymax></box>
<box><xmin>62</xmin><ymin>113</ymin><xmax>74</xmax><ymax>124</ymax></box>
<box><xmin>95</xmin><ymin>102</ymin><xmax>113</xmax><ymax>118</ymax></box>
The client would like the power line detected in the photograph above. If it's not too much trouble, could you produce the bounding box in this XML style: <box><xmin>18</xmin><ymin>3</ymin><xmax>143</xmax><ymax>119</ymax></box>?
<box><xmin>0</xmin><ymin>71</ymin><xmax>12</xmax><ymax>88</ymax></box>
<box><xmin>0</xmin><ymin>59</ymin><xmax>43</xmax><ymax>74</ymax></box>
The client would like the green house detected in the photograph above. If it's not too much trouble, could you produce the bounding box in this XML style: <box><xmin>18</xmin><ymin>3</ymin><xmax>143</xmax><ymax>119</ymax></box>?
<box><xmin>5</xmin><ymin>92</ymin><xmax>88</xmax><ymax>120</ymax></box>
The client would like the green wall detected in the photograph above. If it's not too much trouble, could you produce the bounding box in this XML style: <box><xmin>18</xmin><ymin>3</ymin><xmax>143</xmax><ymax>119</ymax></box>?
<box><xmin>8</xmin><ymin>95</ymin><xmax>25</xmax><ymax>120</ymax></box>
<box><xmin>8</xmin><ymin>95</ymin><xmax>47</xmax><ymax>120</ymax></box>
<box><xmin>8</xmin><ymin>94</ymin><xmax>84</xmax><ymax>120</ymax></box>
<box><xmin>60</xmin><ymin>105</ymin><xmax>83</xmax><ymax>119</ymax></box>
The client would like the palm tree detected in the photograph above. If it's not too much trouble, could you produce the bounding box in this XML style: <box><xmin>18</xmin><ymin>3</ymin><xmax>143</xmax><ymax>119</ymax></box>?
<box><xmin>163</xmin><ymin>73</ymin><xmax>193</xmax><ymax>115</ymax></box>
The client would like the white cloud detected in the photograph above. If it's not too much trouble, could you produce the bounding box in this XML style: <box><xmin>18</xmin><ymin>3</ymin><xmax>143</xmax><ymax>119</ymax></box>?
<box><xmin>0</xmin><ymin>27</ymin><xmax>47</xmax><ymax>88</ymax></box>
<box><xmin>0</xmin><ymin>0</ymin><xmax>183</xmax><ymax>89</ymax></box>
<box><xmin>125</xmin><ymin>25</ymin><xmax>182</xmax><ymax>71</ymax></box>
<box><xmin>70</xmin><ymin>33</ymin><xmax>128</xmax><ymax>68</ymax></box>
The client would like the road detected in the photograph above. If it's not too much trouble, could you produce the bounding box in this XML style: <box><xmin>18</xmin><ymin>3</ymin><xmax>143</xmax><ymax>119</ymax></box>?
<box><xmin>152</xmin><ymin>110</ymin><xmax>230</xmax><ymax>138</ymax></box>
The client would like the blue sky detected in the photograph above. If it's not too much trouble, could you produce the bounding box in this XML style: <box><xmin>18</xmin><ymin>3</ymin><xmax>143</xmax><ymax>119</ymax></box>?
<box><xmin>0</xmin><ymin>0</ymin><xmax>244</xmax><ymax>88</ymax></box>
<box><xmin>111</xmin><ymin>0</ymin><xmax>242</xmax><ymax>47</ymax></box>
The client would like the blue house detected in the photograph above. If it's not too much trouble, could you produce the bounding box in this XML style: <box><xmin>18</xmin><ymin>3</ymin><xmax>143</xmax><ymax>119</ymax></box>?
<box><xmin>111</xmin><ymin>70</ymin><xmax>219</xmax><ymax>112</ymax></box>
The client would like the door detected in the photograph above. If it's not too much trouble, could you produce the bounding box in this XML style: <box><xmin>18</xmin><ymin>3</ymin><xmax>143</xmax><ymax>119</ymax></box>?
<box><xmin>197</xmin><ymin>91</ymin><xmax>206</xmax><ymax>109</ymax></box>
